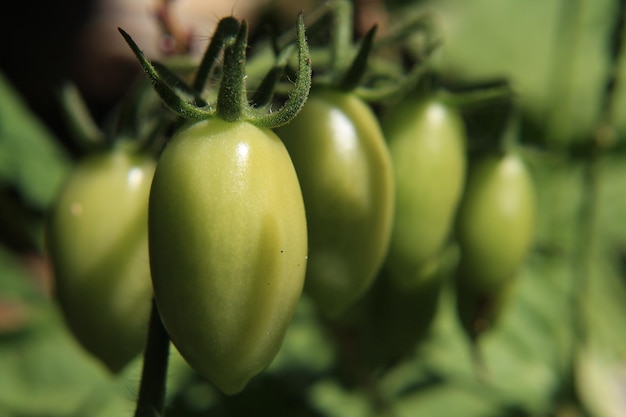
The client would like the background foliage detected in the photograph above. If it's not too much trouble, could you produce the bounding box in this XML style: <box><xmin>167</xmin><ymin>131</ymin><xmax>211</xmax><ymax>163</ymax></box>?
<box><xmin>1</xmin><ymin>0</ymin><xmax>626</xmax><ymax>416</ymax></box>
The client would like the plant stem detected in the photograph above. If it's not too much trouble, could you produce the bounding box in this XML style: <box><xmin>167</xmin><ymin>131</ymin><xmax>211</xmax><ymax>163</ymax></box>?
<box><xmin>329</xmin><ymin>0</ymin><xmax>355</xmax><ymax>79</ymax></box>
<box><xmin>572</xmin><ymin>152</ymin><xmax>599</xmax><ymax>347</ymax></box>
<box><xmin>574</xmin><ymin>0</ymin><xmax>626</xmax><ymax>340</ymax></box>
<box><xmin>134</xmin><ymin>299</ymin><xmax>170</xmax><ymax>417</ymax></box>
<box><xmin>216</xmin><ymin>21</ymin><xmax>249</xmax><ymax>122</ymax></box>
<box><xmin>597</xmin><ymin>0</ymin><xmax>626</xmax><ymax>146</ymax></box>
<box><xmin>57</xmin><ymin>83</ymin><xmax>106</xmax><ymax>151</ymax></box>
<box><xmin>192</xmin><ymin>17</ymin><xmax>240</xmax><ymax>95</ymax></box>
<box><xmin>544</xmin><ymin>0</ymin><xmax>583</xmax><ymax>148</ymax></box>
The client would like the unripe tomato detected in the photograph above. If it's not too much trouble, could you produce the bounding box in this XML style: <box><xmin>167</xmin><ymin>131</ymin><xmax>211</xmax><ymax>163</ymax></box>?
<box><xmin>275</xmin><ymin>90</ymin><xmax>394</xmax><ymax>317</ymax></box>
<box><xmin>455</xmin><ymin>152</ymin><xmax>536</xmax><ymax>291</ymax></box>
<box><xmin>149</xmin><ymin>119</ymin><xmax>307</xmax><ymax>395</ymax></box>
<box><xmin>46</xmin><ymin>146</ymin><xmax>155</xmax><ymax>372</ymax></box>
<box><xmin>382</xmin><ymin>96</ymin><xmax>466</xmax><ymax>288</ymax></box>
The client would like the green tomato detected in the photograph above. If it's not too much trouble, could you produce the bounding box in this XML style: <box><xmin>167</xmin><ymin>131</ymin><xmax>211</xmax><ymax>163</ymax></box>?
<box><xmin>382</xmin><ymin>96</ymin><xmax>466</xmax><ymax>288</ymax></box>
<box><xmin>275</xmin><ymin>90</ymin><xmax>394</xmax><ymax>317</ymax></box>
<box><xmin>456</xmin><ymin>152</ymin><xmax>536</xmax><ymax>291</ymax></box>
<box><xmin>149</xmin><ymin>119</ymin><xmax>307</xmax><ymax>395</ymax></box>
<box><xmin>47</xmin><ymin>146</ymin><xmax>155</xmax><ymax>372</ymax></box>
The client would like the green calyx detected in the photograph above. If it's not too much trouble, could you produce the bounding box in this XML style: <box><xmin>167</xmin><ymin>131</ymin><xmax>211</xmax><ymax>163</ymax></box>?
<box><xmin>56</xmin><ymin>76</ymin><xmax>173</xmax><ymax>158</ymax></box>
<box><xmin>119</xmin><ymin>13</ymin><xmax>311</xmax><ymax>129</ymax></box>
<box><xmin>319</xmin><ymin>0</ymin><xmax>374</xmax><ymax>92</ymax></box>
<box><xmin>215</xmin><ymin>20</ymin><xmax>249</xmax><ymax>122</ymax></box>
<box><xmin>307</xmin><ymin>0</ymin><xmax>439</xmax><ymax>102</ymax></box>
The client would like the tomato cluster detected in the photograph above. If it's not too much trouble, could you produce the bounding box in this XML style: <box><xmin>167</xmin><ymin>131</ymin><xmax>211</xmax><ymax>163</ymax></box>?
<box><xmin>44</xmin><ymin>8</ymin><xmax>537</xmax><ymax>401</ymax></box>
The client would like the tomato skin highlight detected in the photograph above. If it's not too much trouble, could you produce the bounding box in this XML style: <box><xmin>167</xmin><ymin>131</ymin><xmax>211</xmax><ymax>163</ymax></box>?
<box><xmin>148</xmin><ymin>119</ymin><xmax>307</xmax><ymax>395</ymax></box>
<box><xmin>47</xmin><ymin>147</ymin><xmax>155</xmax><ymax>372</ymax></box>
<box><xmin>382</xmin><ymin>97</ymin><xmax>466</xmax><ymax>287</ymax></box>
<box><xmin>456</xmin><ymin>152</ymin><xmax>536</xmax><ymax>291</ymax></box>
<box><xmin>275</xmin><ymin>90</ymin><xmax>394</xmax><ymax>317</ymax></box>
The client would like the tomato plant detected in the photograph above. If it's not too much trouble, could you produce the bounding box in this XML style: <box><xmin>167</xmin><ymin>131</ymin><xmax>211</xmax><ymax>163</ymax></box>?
<box><xmin>46</xmin><ymin>145</ymin><xmax>155</xmax><ymax>372</ymax></box>
<box><xmin>118</xmin><ymin>14</ymin><xmax>312</xmax><ymax>396</ymax></box>
<box><xmin>275</xmin><ymin>89</ymin><xmax>394</xmax><ymax>317</ymax></box>
<box><xmin>382</xmin><ymin>95</ymin><xmax>466</xmax><ymax>288</ymax></box>
<box><xmin>7</xmin><ymin>1</ymin><xmax>626</xmax><ymax>416</ymax></box>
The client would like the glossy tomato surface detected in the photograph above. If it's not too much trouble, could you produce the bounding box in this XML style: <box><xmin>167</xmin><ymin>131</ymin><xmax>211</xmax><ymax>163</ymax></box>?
<box><xmin>47</xmin><ymin>146</ymin><xmax>155</xmax><ymax>372</ymax></box>
<box><xmin>382</xmin><ymin>96</ymin><xmax>466</xmax><ymax>288</ymax></box>
<box><xmin>148</xmin><ymin>119</ymin><xmax>307</xmax><ymax>394</ymax></box>
<box><xmin>276</xmin><ymin>90</ymin><xmax>394</xmax><ymax>317</ymax></box>
<box><xmin>456</xmin><ymin>152</ymin><xmax>536</xmax><ymax>290</ymax></box>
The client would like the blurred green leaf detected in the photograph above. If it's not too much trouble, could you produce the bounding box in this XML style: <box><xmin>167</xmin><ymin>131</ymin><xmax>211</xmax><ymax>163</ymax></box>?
<box><xmin>308</xmin><ymin>379</ymin><xmax>373</xmax><ymax>417</ymax></box>
<box><xmin>2</xmin><ymin>2</ymin><xmax>626</xmax><ymax>416</ymax></box>
<box><xmin>392</xmin><ymin>384</ymin><xmax>502</xmax><ymax>417</ymax></box>
<box><xmin>0</xmin><ymin>70</ymin><xmax>70</xmax><ymax>211</ymax></box>
<box><xmin>418</xmin><ymin>0</ymin><xmax>623</xmax><ymax>145</ymax></box>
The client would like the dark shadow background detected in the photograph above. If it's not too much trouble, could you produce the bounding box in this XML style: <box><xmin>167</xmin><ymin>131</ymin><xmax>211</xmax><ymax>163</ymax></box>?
<box><xmin>0</xmin><ymin>1</ymin><xmax>96</xmax><ymax>141</ymax></box>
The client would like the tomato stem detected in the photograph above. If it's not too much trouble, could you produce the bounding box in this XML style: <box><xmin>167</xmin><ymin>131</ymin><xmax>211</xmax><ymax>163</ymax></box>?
<box><xmin>370</xmin><ymin>11</ymin><xmax>433</xmax><ymax>52</ymax></box>
<box><xmin>354</xmin><ymin>61</ymin><xmax>427</xmax><ymax>103</ymax></box>
<box><xmin>438</xmin><ymin>82</ymin><xmax>513</xmax><ymax>111</ymax></box>
<box><xmin>108</xmin><ymin>75</ymin><xmax>161</xmax><ymax>141</ymax></box>
<box><xmin>56</xmin><ymin>82</ymin><xmax>106</xmax><ymax>152</ymax></box>
<box><xmin>138</xmin><ymin>116</ymin><xmax>174</xmax><ymax>157</ymax></box>
<box><xmin>192</xmin><ymin>17</ymin><xmax>240</xmax><ymax>96</ymax></box>
<box><xmin>329</xmin><ymin>0</ymin><xmax>355</xmax><ymax>79</ymax></box>
<box><xmin>134</xmin><ymin>299</ymin><xmax>170</xmax><ymax>417</ymax></box>
<box><xmin>497</xmin><ymin>105</ymin><xmax>522</xmax><ymax>154</ymax></box>
<box><xmin>592</xmin><ymin>0</ymin><xmax>626</xmax><ymax>150</ymax></box>
<box><xmin>543</xmin><ymin>0</ymin><xmax>583</xmax><ymax>148</ymax></box>
<box><xmin>216</xmin><ymin>21</ymin><xmax>249</xmax><ymax>122</ymax></box>
<box><xmin>243</xmin><ymin>4</ymin><xmax>330</xmax><ymax>85</ymax></box>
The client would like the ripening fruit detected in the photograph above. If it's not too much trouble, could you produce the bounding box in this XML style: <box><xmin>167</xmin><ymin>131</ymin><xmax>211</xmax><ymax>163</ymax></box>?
<box><xmin>276</xmin><ymin>89</ymin><xmax>394</xmax><ymax>317</ymax></box>
<box><xmin>148</xmin><ymin>119</ymin><xmax>308</xmax><ymax>394</ymax></box>
<box><xmin>47</xmin><ymin>146</ymin><xmax>155</xmax><ymax>372</ymax></box>
<box><xmin>455</xmin><ymin>151</ymin><xmax>536</xmax><ymax>291</ymax></box>
<box><xmin>382</xmin><ymin>96</ymin><xmax>466</xmax><ymax>288</ymax></box>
